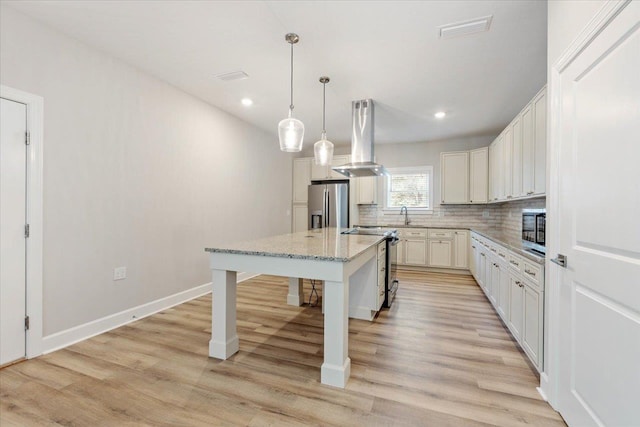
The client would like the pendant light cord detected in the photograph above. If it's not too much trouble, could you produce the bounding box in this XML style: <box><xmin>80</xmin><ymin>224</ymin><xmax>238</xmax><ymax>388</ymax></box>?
<box><xmin>290</xmin><ymin>42</ymin><xmax>294</xmax><ymax>111</ymax></box>
<box><xmin>322</xmin><ymin>82</ymin><xmax>326</xmax><ymax>133</ymax></box>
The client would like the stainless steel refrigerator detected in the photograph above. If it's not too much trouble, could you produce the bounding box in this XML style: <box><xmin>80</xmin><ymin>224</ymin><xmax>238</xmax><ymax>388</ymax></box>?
<box><xmin>308</xmin><ymin>181</ymin><xmax>349</xmax><ymax>230</ymax></box>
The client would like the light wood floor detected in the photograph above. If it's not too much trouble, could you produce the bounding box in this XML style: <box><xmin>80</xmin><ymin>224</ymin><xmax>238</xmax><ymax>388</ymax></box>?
<box><xmin>0</xmin><ymin>270</ymin><xmax>565</xmax><ymax>426</ymax></box>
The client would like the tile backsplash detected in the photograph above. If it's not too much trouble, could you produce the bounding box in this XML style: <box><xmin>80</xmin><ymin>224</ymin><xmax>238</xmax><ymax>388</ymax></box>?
<box><xmin>357</xmin><ymin>197</ymin><xmax>546</xmax><ymax>243</ymax></box>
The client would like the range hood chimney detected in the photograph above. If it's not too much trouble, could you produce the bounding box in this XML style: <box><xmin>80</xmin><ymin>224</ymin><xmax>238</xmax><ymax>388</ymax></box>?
<box><xmin>331</xmin><ymin>99</ymin><xmax>389</xmax><ymax>178</ymax></box>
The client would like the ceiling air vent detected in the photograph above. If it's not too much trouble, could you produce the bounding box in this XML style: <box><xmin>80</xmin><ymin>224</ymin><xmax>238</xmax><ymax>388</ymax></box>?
<box><xmin>439</xmin><ymin>15</ymin><xmax>493</xmax><ymax>39</ymax></box>
<box><xmin>214</xmin><ymin>71</ymin><xmax>249</xmax><ymax>81</ymax></box>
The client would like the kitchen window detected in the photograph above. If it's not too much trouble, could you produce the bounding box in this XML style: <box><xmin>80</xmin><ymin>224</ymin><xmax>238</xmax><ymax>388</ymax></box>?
<box><xmin>384</xmin><ymin>166</ymin><xmax>433</xmax><ymax>212</ymax></box>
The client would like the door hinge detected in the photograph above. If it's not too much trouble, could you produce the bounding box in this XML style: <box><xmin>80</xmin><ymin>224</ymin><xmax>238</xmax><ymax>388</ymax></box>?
<box><xmin>25</xmin><ymin>316</ymin><xmax>30</xmax><ymax>330</ymax></box>
<box><xmin>25</xmin><ymin>224</ymin><xmax>30</xmax><ymax>238</ymax></box>
<box><xmin>25</xmin><ymin>131</ymin><xmax>31</xmax><ymax>145</ymax></box>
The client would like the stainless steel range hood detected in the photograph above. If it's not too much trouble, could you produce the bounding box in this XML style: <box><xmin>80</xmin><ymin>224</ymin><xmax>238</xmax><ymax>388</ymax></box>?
<box><xmin>332</xmin><ymin>99</ymin><xmax>389</xmax><ymax>178</ymax></box>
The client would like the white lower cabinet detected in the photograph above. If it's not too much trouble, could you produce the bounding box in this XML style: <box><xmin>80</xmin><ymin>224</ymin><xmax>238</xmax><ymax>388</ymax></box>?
<box><xmin>497</xmin><ymin>261</ymin><xmax>510</xmax><ymax>319</ymax></box>
<box><xmin>522</xmin><ymin>282</ymin><xmax>542</xmax><ymax>366</ymax></box>
<box><xmin>508</xmin><ymin>276</ymin><xmax>524</xmax><ymax>341</ymax></box>
<box><xmin>489</xmin><ymin>261</ymin><xmax>500</xmax><ymax>306</ymax></box>
<box><xmin>348</xmin><ymin>241</ymin><xmax>386</xmax><ymax>321</ymax></box>
<box><xmin>292</xmin><ymin>204</ymin><xmax>308</xmax><ymax>232</ymax></box>
<box><xmin>428</xmin><ymin>240</ymin><xmax>452</xmax><ymax>267</ymax></box>
<box><xmin>397</xmin><ymin>228</ymin><xmax>469</xmax><ymax>271</ymax></box>
<box><xmin>470</xmin><ymin>231</ymin><xmax>544</xmax><ymax>372</ymax></box>
<box><xmin>405</xmin><ymin>238</ymin><xmax>427</xmax><ymax>266</ymax></box>
<box><xmin>453</xmin><ymin>230</ymin><xmax>469</xmax><ymax>269</ymax></box>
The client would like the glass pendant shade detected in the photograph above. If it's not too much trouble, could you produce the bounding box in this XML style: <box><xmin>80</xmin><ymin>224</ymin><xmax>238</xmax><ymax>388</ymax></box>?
<box><xmin>314</xmin><ymin>132</ymin><xmax>334</xmax><ymax>165</ymax></box>
<box><xmin>278</xmin><ymin>110</ymin><xmax>304</xmax><ymax>152</ymax></box>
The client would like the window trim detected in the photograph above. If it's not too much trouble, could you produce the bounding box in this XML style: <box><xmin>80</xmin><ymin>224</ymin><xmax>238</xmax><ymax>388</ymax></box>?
<box><xmin>382</xmin><ymin>166</ymin><xmax>434</xmax><ymax>214</ymax></box>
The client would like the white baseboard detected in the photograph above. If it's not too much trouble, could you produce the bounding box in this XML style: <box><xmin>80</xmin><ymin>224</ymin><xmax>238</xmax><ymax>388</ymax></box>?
<box><xmin>41</xmin><ymin>272</ymin><xmax>259</xmax><ymax>355</ymax></box>
<box><xmin>538</xmin><ymin>372</ymin><xmax>550</xmax><ymax>401</ymax></box>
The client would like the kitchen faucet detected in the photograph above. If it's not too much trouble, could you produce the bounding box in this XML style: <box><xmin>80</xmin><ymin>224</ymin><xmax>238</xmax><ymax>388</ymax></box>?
<box><xmin>400</xmin><ymin>206</ymin><xmax>410</xmax><ymax>226</ymax></box>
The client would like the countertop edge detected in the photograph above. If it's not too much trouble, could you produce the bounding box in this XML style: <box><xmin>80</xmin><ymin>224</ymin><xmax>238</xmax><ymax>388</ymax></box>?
<box><xmin>470</xmin><ymin>229</ymin><xmax>545</xmax><ymax>265</ymax></box>
<box><xmin>205</xmin><ymin>234</ymin><xmax>385</xmax><ymax>263</ymax></box>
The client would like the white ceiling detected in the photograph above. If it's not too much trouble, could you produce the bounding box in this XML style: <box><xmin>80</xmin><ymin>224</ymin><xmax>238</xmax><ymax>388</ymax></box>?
<box><xmin>5</xmin><ymin>0</ymin><xmax>547</xmax><ymax>146</ymax></box>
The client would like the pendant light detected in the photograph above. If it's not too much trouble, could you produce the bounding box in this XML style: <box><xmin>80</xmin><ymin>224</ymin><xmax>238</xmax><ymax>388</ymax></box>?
<box><xmin>314</xmin><ymin>76</ymin><xmax>334</xmax><ymax>165</ymax></box>
<box><xmin>278</xmin><ymin>33</ymin><xmax>304</xmax><ymax>152</ymax></box>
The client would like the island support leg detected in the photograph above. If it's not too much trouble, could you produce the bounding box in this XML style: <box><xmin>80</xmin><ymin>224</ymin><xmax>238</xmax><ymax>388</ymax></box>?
<box><xmin>287</xmin><ymin>277</ymin><xmax>304</xmax><ymax>306</ymax></box>
<box><xmin>321</xmin><ymin>278</ymin><xmax>351</xmax><ymax>388</ymax></box>
<box><xmin>209</xmin><ymin>269</ymin><xmax>239</xmax><ymax>359</ymax></box>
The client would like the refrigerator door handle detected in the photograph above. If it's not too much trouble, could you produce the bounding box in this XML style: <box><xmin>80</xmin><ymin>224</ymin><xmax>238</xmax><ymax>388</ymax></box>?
<box><xmin>325</xmin><ymin>189</ymin><xmax>330</xmax><ymax>227</ymax></box>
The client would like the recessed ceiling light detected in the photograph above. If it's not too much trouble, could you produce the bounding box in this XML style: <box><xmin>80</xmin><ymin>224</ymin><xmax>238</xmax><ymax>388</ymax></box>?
<box><xmin>434</xmin><ymin>111</ymin><xmax>446</xmax><ymax>119</ymax></box>
<box><xmin>241</xmin><ymin>98</ymin><xmax>253</xmax><ymax>106</ymax></box>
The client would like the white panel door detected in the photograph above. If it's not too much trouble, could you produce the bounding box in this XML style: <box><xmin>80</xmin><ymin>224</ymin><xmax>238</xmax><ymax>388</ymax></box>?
<box><xmin>555</xmin><ymin>3</ymin><xmax>640</xmax><ymax>425</ymax></box>
<box><xmin>0</xmin><ymin>98</ymin><xmax>27</xmax><ymax>366</ymax></box>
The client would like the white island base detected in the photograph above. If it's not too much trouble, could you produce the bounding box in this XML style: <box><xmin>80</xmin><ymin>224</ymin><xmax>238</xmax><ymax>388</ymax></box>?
<box><xmin>206</xmin><ymin>230</ymin><xmax>382</xmax><ymax>388</ymax></box>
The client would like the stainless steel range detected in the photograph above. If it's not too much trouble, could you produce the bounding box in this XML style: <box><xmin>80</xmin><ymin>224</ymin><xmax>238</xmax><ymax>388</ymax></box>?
<box><xmin>342</xmin><ymin>226</ymin><xmax>399</xmax><ymax>308</ymax></box>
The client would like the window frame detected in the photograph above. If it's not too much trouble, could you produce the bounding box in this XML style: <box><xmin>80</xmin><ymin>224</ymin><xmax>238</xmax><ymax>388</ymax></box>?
<box><xmin>383</xmin><ymin>166</ymin><xmax>434</xmax><ymax>214</ymax></box>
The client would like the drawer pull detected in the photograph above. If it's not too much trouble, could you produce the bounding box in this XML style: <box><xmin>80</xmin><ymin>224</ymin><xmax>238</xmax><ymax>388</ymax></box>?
<box><xmin>499</xmin><ymin>253</ymin><xmax>506</xmax><ymax>258</ymax></box>
<box><xmin>472</xmin><ymin>245</ymin><xmax>476</xmax><ymax>249</ymax></box>
<box><xmin>525</xmin><ymin>269</ymin><xmax>536</xmax><ymax>276</ymax></box>
<box><xmin>510</xmin><ymin>260</ymin><xmax>520</xmax><ymax>266</ymax></box>
<box><xmin>481</xmin><ymin>253</ymin><xmax>485</xmax><ymax>257</ymax></box>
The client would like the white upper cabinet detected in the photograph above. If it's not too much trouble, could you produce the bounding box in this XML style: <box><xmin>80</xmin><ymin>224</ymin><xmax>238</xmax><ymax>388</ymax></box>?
<box><xmin>533</xmin><ymin>90</ymin><xmax>546</xmax><ymax>195</ymax></box>
<box><xmin>330</xmin><ymin>155</ymin><xmax>351</xmax><ymax>180</ymax></box>
<box><xmin>492</xmin><ymin>134</ymin><xmax>504</xmax><ymax>202</ymax></box>
<box><xmin>502</xmin><ymin>126</ymin><xmax>513</xmax><ymax>200</ymax></box>
<box><xmin>521</xmin><ymin>103</ymin><xmax>535</xmax><ymax>196</ymax></box>
<box><xmin>469</xmin><ymin>147</ymin><xmax>488</xmax><ymax>204</ymax></box>
<box><xmin>356</xmin><ymin>176</ymin><xmax>378</xmax><ymax>205</ymax></box>
<box><xmin>511</xmin><ymin>115</ymin><xmax>524</xmax><ymax>198</ymax></box>
<box><xmin>293</xmin><ymin>158</ymin><xmax>311</xmax><ymax>203</ymax></box>
<box><xmin>488</xmin><ymin>85</ymin><xmax>547</xmax><ymax>202</ymax></box>
<box><xmin>440</xmin><ymin>151</ymin><xmax>469</xmax><ymax>204</ymax></box>
<box><xmin>312</xmin><ymin>154</ymin><xmax>351</xmax><ymax>180</ymax></box>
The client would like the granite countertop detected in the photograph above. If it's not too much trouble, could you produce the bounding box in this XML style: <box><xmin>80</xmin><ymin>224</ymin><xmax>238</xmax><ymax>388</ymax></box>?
<box><xmin>471</xmin><ymin>229</ymin><xmax>545</xmax><ymax>265</ymax></box>
<box><xmin>355</xmin><ymin>223</ymin><xmax>545</xmax><ymax>264</ymax></box>
<box><xmin>205</xmin><ymin>228</ymin><xmax>384</xmax><ymax>262</ymax></box>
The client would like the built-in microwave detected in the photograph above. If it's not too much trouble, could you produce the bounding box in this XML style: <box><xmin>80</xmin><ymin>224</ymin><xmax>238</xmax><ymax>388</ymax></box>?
<box><xmin>522</xmin><ymin>209</ymin><xmax>546</xmax><ymax>255</ymax></box>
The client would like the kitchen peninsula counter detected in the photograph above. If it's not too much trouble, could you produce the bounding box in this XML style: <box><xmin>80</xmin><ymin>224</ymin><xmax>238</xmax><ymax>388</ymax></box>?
<box><xmin>205</xmin><ymin>228</ymin><xmax>383</xmax><ymax>388</ymax></box>
<box><xmin>206</xmin><ymin>228</ymin><xmax>384</xmax><ymax>262</ymax></box>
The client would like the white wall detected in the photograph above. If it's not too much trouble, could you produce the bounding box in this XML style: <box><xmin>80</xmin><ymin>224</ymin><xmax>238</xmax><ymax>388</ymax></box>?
<box><xmin>548</xmin><ymin>0</ymin><xmax>607</xmax><ymax>64</ymax></box>
<box><xmin>0</xmin><ymin>5</ymin><xmax>293</xmax><ymax>337</ymax></box>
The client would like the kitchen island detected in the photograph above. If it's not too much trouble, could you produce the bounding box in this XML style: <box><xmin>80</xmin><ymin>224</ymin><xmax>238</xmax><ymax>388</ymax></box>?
<box><xmin>205</xmin><ymin>228</ymin><xmax>384</xmax><ymax>388</ymax></box>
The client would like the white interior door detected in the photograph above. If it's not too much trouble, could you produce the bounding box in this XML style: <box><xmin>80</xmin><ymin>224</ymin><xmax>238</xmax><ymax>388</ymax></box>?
<box><xmin>555</xmin><ymin>2</ymin><xmax>640</xmax><ymax>425</ymax></box>
<box><xmin>0</xmin><ymin>97</ymin><xmax>27</xmax><ymax>366</ymax></box>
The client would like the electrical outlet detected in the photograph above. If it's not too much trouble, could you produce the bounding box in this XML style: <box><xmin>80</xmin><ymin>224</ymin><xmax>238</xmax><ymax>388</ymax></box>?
<box><xmin>113</xmin><ymin>267</ymin><xmax>127</xmax><ymax>281</ymax></box>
